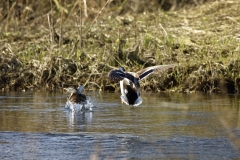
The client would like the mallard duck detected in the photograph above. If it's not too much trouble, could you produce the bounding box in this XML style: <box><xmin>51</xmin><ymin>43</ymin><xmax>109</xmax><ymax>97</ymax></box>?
<box><xmin>108</xmin><ymin>64</ymin><xmax>176</xmax><ymax>106</ymax></box>
<box><xmin>64</xmin><ymin>86</ymin><xmax>93</xmax><ymax>112</ymax></box>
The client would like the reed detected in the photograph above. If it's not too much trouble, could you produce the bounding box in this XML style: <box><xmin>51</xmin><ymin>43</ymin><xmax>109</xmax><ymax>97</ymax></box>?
<box><xmin>0</xmin><ymin>0</ymin><xmax>240</xmax><ymax>93</ymax></box>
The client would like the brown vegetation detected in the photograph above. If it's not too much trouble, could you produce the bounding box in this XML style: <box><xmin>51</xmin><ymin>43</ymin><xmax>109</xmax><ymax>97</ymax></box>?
<box><xmin>0</xmin><ymin>0</ymin><xmax>240</xmax><ymax>93</ymax></box>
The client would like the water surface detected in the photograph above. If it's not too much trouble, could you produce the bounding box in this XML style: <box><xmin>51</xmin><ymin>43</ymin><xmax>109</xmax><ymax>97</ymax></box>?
<box><xmin>0</xmin><ymin>91</ymin><xmax>240</xmax><ymax>159</ymax></box>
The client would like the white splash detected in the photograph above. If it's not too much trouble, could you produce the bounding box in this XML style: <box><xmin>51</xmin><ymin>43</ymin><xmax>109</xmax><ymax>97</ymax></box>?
<box><xmin>65</xmin><ymin>97</ymin><xmax>94</xmax><ymax>113</ymax></box>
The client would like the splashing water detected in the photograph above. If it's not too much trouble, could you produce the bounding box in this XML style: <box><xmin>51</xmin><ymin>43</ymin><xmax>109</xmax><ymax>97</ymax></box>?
<box><xmin>65</xmin><ymin>97</ymin><xmax>94</xmax><ymax>113</ymax></box>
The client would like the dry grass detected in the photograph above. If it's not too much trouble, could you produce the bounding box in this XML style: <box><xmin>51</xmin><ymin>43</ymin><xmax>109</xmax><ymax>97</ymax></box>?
<box><xmin>0</xmin><ymin>0</ymin><xmax>240</xmax><ymax>93</ymax></box>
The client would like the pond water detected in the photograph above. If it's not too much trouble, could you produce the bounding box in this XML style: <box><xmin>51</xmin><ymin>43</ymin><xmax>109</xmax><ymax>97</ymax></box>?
<box><xmin>0</xmin><ymin>91</ymin><xmax>240</xmax><ymax>159</ymax></box>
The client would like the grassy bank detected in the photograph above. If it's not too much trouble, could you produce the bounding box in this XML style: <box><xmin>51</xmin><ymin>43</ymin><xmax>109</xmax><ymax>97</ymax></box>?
<box><xmin>0</xmin><ymin>0</ymin><xmax>240</xmax><ymax>93</ymax></box>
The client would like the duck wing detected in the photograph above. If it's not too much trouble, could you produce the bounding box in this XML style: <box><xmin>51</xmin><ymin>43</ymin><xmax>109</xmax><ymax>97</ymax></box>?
<box><xmin>64</xmin><ymin>87</ymin><xmax>77</xmax><ymax>93</ymax></box>
<box><xmin>77</xmin><ymin>86</ymin><xmax>85</xmax><ymax>94</ymax></box>
<box><xmin>108</xmin><ymin>69</ymin><xmax>136</xmax><ymax>83</ymax></box>
<box><xmin>137</xmin><ymin>64</ymin><xmax>177</xmax><ymax>81</ymax></box>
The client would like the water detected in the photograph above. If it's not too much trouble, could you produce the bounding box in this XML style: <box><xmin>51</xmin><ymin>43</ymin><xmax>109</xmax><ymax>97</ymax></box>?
<box><xmin>0</xmin><ymin>91</ymin><xmax>240</xmax><ymax>159</ymax></box>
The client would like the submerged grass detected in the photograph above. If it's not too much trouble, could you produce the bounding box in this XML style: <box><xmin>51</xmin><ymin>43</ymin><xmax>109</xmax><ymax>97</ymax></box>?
<box><xmin>0</xmin><ymin>0</ymin><xmax>240</xmax><ymax>93</ymax></box>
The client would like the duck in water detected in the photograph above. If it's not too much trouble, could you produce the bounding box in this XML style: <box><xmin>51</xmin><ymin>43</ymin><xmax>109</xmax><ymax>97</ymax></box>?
<box><xmin>64</xmin><ymin>86</ymin><xmax>93</xmax><ymax>112</ymax></box>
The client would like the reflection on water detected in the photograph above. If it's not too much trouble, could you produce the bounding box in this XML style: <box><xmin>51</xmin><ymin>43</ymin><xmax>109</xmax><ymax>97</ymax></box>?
<box><xmin>0</xmin><ymin>91</ymin><xmax>240</xmax><ymax>159</ymax></box>
<box><xmin>67</xmin><ymin>111</ymin><xmax>93</xmax><ymax>127</ymax></box>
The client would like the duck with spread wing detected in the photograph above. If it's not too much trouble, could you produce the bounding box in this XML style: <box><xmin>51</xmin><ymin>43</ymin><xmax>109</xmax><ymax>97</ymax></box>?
<box><xmin>108</xmin><ymin>64</ymin><xmax>176</xmax><ymax>106</ymax></box>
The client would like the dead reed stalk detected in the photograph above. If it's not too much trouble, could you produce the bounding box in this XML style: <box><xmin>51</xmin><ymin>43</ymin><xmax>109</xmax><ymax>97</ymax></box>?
<box><xmin>85</xmin><ymin>0</ymin><xmax>113</xmax><ymax>34</ymax></box>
